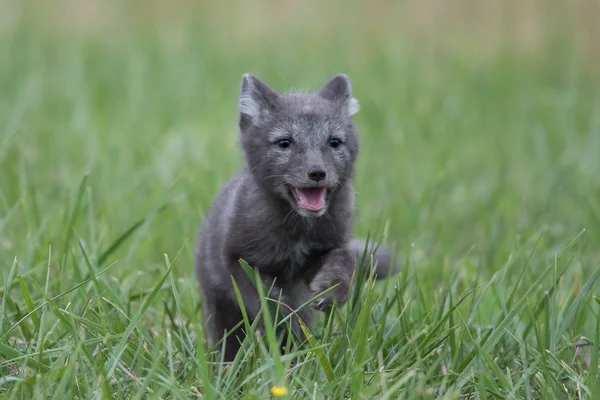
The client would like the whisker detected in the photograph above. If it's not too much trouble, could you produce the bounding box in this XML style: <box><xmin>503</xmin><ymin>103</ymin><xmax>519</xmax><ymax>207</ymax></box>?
<box><xmin>282</xmin><ymin>209</ymin><xmax>297</xmax><ymax>226</ymax></box>
<box><xmin>261</xmin><ymin>174</ymin><xmax>292</xmax><ymax>184</ymax></box>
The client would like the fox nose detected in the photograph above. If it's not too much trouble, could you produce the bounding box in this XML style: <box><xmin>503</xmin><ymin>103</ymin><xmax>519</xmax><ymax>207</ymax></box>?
<box><xmin>308</xmin><ymin>167</ymin><xmax>327</xmax><ymax>182</ymax></box>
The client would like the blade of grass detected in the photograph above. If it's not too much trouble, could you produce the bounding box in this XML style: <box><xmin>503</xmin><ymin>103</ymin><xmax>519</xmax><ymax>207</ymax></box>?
<box><xmin>61</xmin><ymin>173</ymin><xmax>88</xmax><ymax>269</ymax></box>
<box><xmin>0</xmin><ymin>257</ymin><xmax>18</xmax><ymax>334</ymax></box>
<box><xmin>297</xmin><ymin>316</ymin><xmax>335</xmax><ymax>382</ymax></box>
<box><xmin>0</xmin><ymin>128</ymin><xmax>18</xmax><ymax>157</ymax></box>
<box><xmin>556</xmin><ymin>266</ymin><xmax>600</xmax><ymax>338</ymax></box>
<box><xmin>97</xmin><ymin>203</ymin><xmax>168</xmax><ymax>266</ymax></box>
<box><xmin>452</xmin><ymin>255</ymin><xmax>573</xmax><ymax>392</ymax></box>
<box><xmin>0</xmin><ymin>342</ymin><xmax>51</xmax><ymax>374</ymax></box>
<box><xmin>1</xmin><ymin>262</ymin><xmax>116</xmax><ymax>341</ymax></box>
<box><xmin>104</xmin><ymin>259</ymin><xmax>174</xmax><ymax>378</ymax></box>
<box><xmin>587</xmin><ymin>299</ymin><xmax>600</xmax><ymax>396</ymax></box>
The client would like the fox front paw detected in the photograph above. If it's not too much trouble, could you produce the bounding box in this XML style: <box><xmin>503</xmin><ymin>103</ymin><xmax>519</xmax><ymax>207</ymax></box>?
<box><xmin>309</xmin><ymin>273</ymin><xmax>350</xmax><ymax>311</ymax></box>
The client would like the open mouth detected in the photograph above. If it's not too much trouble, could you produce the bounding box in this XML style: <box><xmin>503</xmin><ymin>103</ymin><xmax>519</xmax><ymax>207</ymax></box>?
<box><xmin>291</xmin><ymin>187</ymin><xmax>327</xmax><ymax>212</ymax></box>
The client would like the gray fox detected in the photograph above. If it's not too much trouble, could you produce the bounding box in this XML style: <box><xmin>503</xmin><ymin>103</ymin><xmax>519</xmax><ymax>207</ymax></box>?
<box><xmin>195</xmin><ymin>74</ymin><xmax>392</xmax><ymax>361</ymax></box>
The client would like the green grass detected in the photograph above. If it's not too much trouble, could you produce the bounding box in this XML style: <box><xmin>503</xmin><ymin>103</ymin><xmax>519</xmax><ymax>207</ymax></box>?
<box><xmin>1</xmin><ymin>2</ymin><xmax>600</xmax><ymax>398</ymax></box>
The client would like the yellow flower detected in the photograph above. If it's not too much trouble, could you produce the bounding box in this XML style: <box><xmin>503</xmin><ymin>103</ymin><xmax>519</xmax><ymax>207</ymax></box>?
<box><xmin>271</xmin><ymin>386</ymin><xmax>288</xmax><ymax>397</ymax></box>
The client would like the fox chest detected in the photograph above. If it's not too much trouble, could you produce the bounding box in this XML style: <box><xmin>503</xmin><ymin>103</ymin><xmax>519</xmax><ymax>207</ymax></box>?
<box><xmin>262</xmin><ymin>240</ymin><xmax>326</xmax><ymax>281</ymax></box>
<box><xmin>288</xmin><ymin>242</ymin><xmax>311</xmax><ymax>264</ymax></box>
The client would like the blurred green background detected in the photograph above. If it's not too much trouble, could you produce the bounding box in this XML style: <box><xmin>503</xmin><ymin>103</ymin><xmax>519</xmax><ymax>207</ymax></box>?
<box><xmin>1</xmin><ymin>0</ymin><xmax>600</xmax><ymax>397</ymax></box>
<box><xmin>2</xmin><ymin>0</ymin><xmax>599</xmax><ymax>281</ymax></box>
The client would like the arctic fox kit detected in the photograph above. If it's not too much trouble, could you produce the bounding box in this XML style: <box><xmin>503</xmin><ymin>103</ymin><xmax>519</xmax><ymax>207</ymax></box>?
<box><xmin>195</xmin><ymin>73</ymin><xmax>392</xmax><ymax>361</ymax></box>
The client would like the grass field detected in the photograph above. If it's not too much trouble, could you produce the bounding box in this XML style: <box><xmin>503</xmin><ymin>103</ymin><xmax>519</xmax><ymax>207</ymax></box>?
<box><xmin>1</xmin><ymin>1</ymin><xmax>600</xmax><ymax>398</ymax></box>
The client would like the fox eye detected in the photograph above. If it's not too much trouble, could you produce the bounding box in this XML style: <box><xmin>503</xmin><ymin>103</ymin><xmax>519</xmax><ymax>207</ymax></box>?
<box><xmin>329</xmin><ymin>138</ymin><xmax>341</xmax><ymax>148</ymax></box>
<box><xmin>278</xmin><ymin>139</ymin><xmax>291</xmax><ymax>149</ymax></box>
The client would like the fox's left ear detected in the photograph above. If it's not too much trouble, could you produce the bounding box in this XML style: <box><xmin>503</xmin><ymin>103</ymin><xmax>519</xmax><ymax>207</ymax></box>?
<box><xmin>316</xmin><ymin>74</ymin><xmax>360</xmax><ymax>116</ymax></box>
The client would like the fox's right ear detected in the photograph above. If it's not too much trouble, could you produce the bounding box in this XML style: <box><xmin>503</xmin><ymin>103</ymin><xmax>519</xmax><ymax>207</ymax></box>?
<box><xmin>239</xmin><ymin>74</ymin><xmax>280</xmax><ymax>127</ymax></box>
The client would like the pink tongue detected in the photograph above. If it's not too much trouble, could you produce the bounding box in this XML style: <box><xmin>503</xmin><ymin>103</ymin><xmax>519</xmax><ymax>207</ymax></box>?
<box><xmin>296</xmin><ymin>188</ymin><xmax>326</xmax><ymax>211</ymax></box>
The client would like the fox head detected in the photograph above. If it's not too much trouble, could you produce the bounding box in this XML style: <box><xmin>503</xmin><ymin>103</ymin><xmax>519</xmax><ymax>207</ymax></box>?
<box><xmin>237</xmin><ymin>74</ymin><xmax>361</xmax><ymax>218</ymax></box>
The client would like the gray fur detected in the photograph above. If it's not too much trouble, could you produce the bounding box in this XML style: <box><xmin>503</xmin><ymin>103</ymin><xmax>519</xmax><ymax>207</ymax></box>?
<box><xmin>195</xmin><ymin>74</ymin><xmax>393</xmax><ymax>361</ymax></box>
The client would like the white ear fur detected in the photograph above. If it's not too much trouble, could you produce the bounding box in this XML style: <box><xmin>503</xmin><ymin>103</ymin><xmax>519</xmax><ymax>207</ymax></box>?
<box><xmin>239</xmin><ymin>74</ymin><xmax>260</xmax><ymax>118</ymax></box>
<box><xmin>348</xmin><ymin>97</ymin><xmax>360</xmax><ymax>116</ymax></box>
<box><xmin>239</xmin><ymin>93</ymin><xmax>259</xmax><ymax>118</ymax></box>
<box><xmin>238</xmin><ymin>73</ymin><xmax>280</xmax><ymax>121</ymax></box>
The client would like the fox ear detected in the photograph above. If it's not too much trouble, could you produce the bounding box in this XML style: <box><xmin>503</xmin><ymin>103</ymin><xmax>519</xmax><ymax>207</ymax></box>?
<box><xmin>239</xmin><ymin>74</ymin><xmax>280</xmax><ymax>125</ymax></box>
<box><xmin>316</xmin><ymin>74</ymin><xmax>360</xmax><ymax>116</ymax></box>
